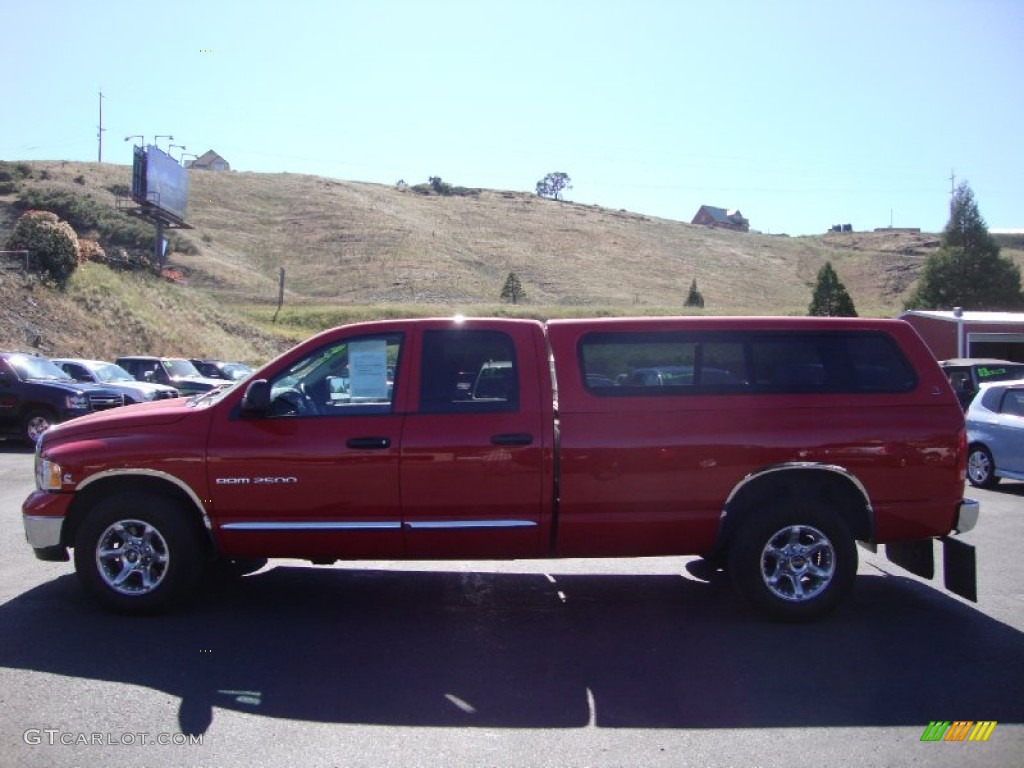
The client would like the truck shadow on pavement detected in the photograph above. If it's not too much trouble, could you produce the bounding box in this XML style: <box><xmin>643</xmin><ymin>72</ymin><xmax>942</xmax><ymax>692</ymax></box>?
<box><xmin>1</xmin><ymin>564</ymin><xmax>1022</xmax><ymax>735</ymax></box>
<box><xmin>0</xmin><ymin>440</ymin><xmax>35</xmax><ymax>455</ymax></box>
<box><xmin>987</xmin><ymin>481</ymin><xmax>1024</xmax><ymax>498</ymax></box>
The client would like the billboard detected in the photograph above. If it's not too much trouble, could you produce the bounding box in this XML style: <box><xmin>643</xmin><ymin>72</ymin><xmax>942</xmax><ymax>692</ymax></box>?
<box><xmin>130</xmin><ymin>145</ymin><xmax>189</xmax><ymax>222</ymax></box>
<box><xmin>131</xmin><ymin>145</ymin><xmax>146</xmax><ymax>204</ymax></box>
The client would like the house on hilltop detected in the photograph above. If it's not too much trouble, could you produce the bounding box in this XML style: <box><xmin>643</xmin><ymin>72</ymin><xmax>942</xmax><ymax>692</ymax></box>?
<box><xmin>187</xmin><ymin>150</ymin><xmax>230</xmax><ymax>171</ymax></box>
<box><xmin>691</xmin><ymin>205</ymin><xmax>749</xmax><ymax>232</ymax></box>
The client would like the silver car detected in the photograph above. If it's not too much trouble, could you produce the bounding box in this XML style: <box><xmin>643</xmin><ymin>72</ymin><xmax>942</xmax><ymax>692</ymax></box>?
<box><xmin>53</xmin><ymin>358</ymin><xmax>180</xmax><ymax>405</ymax></box>
<box><xmin>966</xmin><ymin>382</ymin><xmax>1024</xmax><ymax>488</ymax></box>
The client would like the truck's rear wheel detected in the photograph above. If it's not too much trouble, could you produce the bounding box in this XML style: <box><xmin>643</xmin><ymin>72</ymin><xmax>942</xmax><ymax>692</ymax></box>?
<box><xmin>73</xmin><ymin>492</ymin><xmax>203</xmax><ymax>614</ymax></box>
<box><xmin>728</xmin><ymin>499</ymin><xmax>857</xmax><ymax>621</ymax></box>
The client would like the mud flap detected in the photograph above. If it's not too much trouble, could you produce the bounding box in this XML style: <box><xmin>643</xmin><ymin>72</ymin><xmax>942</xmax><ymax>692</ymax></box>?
<box><xmin>885</xmin><ymin>539</ymin><xmax>935</xmax><ymax>580</ymax></box>
<box><xmin>941</xmin><ymin>536</ymin><xmax>977</xmax><ymax>602</ymax></box>
<box><xmin>862</xmin><ymin>538</ymin><xmax>978</xmax><ymax>603</ymax></box>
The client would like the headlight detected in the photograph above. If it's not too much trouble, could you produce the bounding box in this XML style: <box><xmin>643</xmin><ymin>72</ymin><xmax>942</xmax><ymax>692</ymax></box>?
<box><xmin>64</xmin><ymin>393</ymin><xmax>89</xmax><ymax>410</ymax></box>
<box><xmin>35</xmin><ymin>455</ymin><xmax>63</xmax><ymax>491</ymax></box>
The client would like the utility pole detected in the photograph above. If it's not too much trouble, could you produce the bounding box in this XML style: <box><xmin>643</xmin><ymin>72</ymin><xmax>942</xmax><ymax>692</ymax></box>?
<box><xmin>949</xmin><ymin>168</ymin><xmax>956</xmax><ymax>213</ymax></box>
<box><xmin>97</xmin><ymin>90</ymin><xmax>106</xmax><ymax>163</ymax></box>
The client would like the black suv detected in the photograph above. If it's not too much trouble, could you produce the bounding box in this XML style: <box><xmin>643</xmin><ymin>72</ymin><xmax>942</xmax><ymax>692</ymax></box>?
<box><xmin>0</xmin><ymin>352</ymin><xmax>125</xmax><ymax>443</ymax></box>
<box><xmin>115</xmin><ymin>355</ymin><xmax>226</xmax><ymax>396</ymax></box>
<box><xmin>939</xmin><ymin>358</ymin><xmax>1024</xmax><ymax>409</ymax></box>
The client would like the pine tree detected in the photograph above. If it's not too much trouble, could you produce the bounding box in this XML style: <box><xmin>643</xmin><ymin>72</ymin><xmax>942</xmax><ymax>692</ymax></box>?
<box><xmin>808</xmin><ymin>262</ymin><xmax>857</xmax><ymax>317</ymax></box>
<box><xmin>684</xmin><ymin>278</ymin><xmax>705</xmax><ymax>308</ymax></box>
<box><xmin>905</xmin><ymin>182</ymin><xmax>1023</xmax><ymax>310</ymax></box>
<box><xmin>500</xmin><ymin>271</ymin><xmax>525</xmax><ymax>304</ymax></box>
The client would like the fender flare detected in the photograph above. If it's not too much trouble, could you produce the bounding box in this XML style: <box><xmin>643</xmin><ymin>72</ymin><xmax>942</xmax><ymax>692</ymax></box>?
<box><xmin>66</xmin><ymin>468</ymin><xmax>216</xmax><ymax>547</ymax></box>
<box><xmin>719</xmin><ymin>462</ymin><xmax>875</xmax><ymax>544</ymax></box>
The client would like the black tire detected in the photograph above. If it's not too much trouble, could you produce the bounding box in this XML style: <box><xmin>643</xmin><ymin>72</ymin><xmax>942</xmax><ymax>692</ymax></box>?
<box><xmin>73</xmin><ymin>492</ymin><xmax>205</xmax><ymax>614</ymax></box>
<box><xmin>967</xmin><ymin>445</ymin><xmax>1000</xmax><ymax>488</ymax></box>
<box><xmin>22</xmin><ymin>408</ymin><xmax>56</xmax><ymax>444</ymax></box>
<box><xmin>728</xmin><ymin>498</ymin><xmax>857</xmax><ymax>621</ymax></box>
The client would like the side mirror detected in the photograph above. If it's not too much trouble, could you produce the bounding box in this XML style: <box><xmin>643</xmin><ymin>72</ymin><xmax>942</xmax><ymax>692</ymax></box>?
<box><xmin>240</xmin><ymin>379</ymin><xmax>271</xmax><ymax>414</ymax></box>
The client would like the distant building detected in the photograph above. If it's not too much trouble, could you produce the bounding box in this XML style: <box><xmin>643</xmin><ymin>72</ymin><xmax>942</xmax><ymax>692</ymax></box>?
<box><xmin>187</xmin><ymin>150</ymin><xmax>230</xmax><ymax>171</ymax></box>
<box><xmin>691</xmin><ymin>205</ymin><xmax>749</xmax><ymax>232</ymax></box>
<box><xmin>900</xmin><ymin>310</ymin><xmax>1024</xmax><ymax>361</ymax></box>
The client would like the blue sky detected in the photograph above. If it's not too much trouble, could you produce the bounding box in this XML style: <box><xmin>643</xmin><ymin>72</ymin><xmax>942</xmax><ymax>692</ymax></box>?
<box><xmin>3</xmin><ymin>0</ymin><xmax>1021</xmax><ymax>235</ymax></box>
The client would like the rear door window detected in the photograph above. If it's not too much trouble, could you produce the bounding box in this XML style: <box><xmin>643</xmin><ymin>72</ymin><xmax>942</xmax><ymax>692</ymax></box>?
<box><xmin>419</xmin><ymin>330</ymin><xmax>518</xmax><ymax>413</ymax></box>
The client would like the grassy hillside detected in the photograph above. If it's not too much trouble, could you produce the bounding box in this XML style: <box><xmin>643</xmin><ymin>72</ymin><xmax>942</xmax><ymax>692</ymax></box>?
<box><xmin>4</xmin><ymin>158</ymin><xmax>1016</xmax><ymax>363</ymax></box>
<box><xmin>0</xmin><ymin>265</ymin><xmax>287</xmax><ymax>363</ymax></box>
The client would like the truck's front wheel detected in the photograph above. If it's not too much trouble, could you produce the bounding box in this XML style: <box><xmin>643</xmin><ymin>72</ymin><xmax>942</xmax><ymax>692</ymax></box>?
<box><xmin>73</xmin><ymin>493</ymin><xmax>203</xmax><ymax>614</ymax></box>
<box><xmin>728</xmin><ymin>499</ymin><xmax>857</xmax><ymax>621</ymax></box>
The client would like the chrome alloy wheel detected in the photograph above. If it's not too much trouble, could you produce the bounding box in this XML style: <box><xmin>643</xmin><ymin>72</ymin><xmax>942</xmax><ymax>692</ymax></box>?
<box><xmin>95</xmin><ymin>519</ymin><xmax>170</xmax><ymax>595</ymax></box>
<box><xmin>967</xmin><ymin>448</ymin><xmax>993</xmax><ymax>485</ymax></box>
<box><xmin>25</xmin><ymin>414</ymin><xmax>52</xmax><ymax>443</ymax></box>
<box><xmin>760</xmin><ymin>524</ymin><xmax>836</xmax><ymax>602</ymax></box>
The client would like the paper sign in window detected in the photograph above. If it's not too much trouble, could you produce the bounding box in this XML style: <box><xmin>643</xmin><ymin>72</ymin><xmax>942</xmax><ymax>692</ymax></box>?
<box><xmin>349</xmin><ymin>340</ymin><xmax>389</xmax><ymax>400</ymax></box>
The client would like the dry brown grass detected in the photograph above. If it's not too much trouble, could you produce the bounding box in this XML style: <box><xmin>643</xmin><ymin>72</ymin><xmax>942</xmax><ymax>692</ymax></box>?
<box><xmin>177</xmin><ymin>172</ymin><xmax>945</xmax><ymax>317</ymax></box>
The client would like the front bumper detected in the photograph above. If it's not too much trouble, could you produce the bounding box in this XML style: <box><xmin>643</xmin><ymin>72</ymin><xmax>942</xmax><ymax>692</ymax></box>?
<box><xmin>22</xmin><ymin>490</ymin><xmax>71</xmax><ymax>562</ymax></box>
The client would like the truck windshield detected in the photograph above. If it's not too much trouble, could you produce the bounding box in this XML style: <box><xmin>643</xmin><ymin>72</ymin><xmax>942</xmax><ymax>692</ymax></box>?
<box><xmin>93</xmin><ymin>363</ymin><xmax>137</xmax><ymax>383</ymax></box>
<box><xmin>976</xmin><ymin>364</ymin><xmax>1024</xmax><ymax>383</ymax></box>
<box><xmin>9</xmin><ymin>355</ymin><xmax>74</xmax><ymax>382</ymax></box>
<box><xmin>163</xmin><ymin>359</ymin><xmax>204</xmax><ymax>378</ymax></box>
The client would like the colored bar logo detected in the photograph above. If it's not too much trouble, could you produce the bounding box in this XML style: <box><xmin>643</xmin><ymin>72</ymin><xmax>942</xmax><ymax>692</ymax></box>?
<box><xmin>920</xmin><ymin>721</ymin><xmax>997</xmax><ymax>742</ymax></box>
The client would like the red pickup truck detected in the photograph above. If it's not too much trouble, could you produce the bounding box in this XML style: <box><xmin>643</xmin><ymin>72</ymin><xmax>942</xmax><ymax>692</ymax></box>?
<box><xmin>22</xmin><ymin>316</ymin><xmax>979</xmax><ymax>620</ymax></box>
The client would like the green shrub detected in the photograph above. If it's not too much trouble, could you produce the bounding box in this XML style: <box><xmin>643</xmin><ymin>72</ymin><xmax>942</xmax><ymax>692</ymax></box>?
<box><xmin>16</xmin><ymin>187</ymin><xmax>197</xmax><ymax>256</ymax></box>
<box><xmin>408</xmin><ymin>177</ymin><xmax>478</xmax><ymax>197</ymax></box>
<box><xmin>169</xmin><ymin>233</ymin><xmax>199</xmax><ymax>255</ymax></box>
<box><xmin>0</xmin><ymin>161</ymin><xmax>32</xmax><ymax>182</ymax></box>
<box><xmin>429</xmin><ymin>176</ymin><xmax>451</xmax><ymax>195</ymax></box>
<box><xmin>6</xmin><ymin>209</ymin><xmax>80</xmax><ymax>287</ymax></box>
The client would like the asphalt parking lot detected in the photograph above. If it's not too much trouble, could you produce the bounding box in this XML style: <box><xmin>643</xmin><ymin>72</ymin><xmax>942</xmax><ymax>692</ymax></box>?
<box><xmin>1</xmin><ymin>444</ymin><xmax>1021</xmax><ymax>767</ymax></box>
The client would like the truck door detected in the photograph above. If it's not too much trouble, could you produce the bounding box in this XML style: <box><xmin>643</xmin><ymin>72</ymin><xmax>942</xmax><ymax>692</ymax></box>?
<box><xmin>400</xmin><ymin>323</ymin><xmax>549</xmax><ymax>558</ymax></box>
<box><xmin>206</xmin><ymin>332</ymin><xmax>406</xmax><ymax>560</ymax></box>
